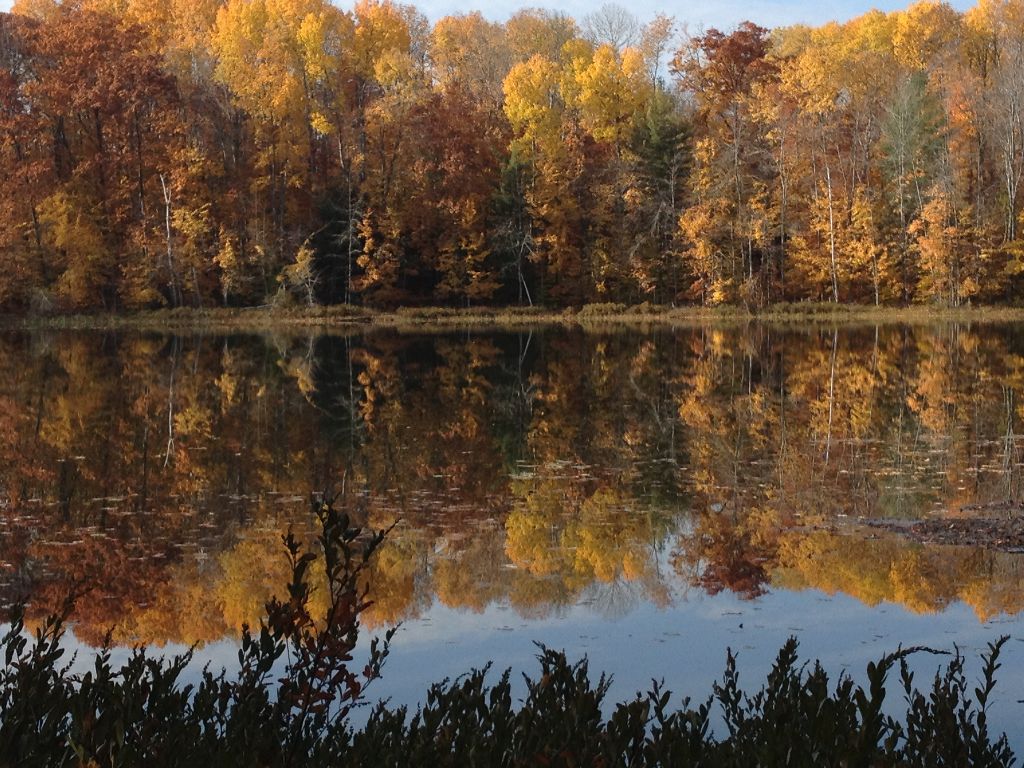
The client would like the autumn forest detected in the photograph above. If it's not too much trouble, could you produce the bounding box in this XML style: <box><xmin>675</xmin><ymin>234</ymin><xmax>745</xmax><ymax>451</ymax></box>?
<box><xmin>5</xmin><ymin>0</ymin><xmax>1024</xmax><ymax>312</ymax></box>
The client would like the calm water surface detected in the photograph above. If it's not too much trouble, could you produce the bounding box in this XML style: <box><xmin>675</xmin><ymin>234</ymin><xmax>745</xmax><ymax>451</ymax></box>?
<box><xmin>3</xmin><ymin>323</ymin><xmax>1024</xmax><ymax>742</ymax></box>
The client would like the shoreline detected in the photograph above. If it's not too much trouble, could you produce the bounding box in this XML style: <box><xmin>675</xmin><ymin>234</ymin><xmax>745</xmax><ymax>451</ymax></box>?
<box><xmin>5</xmin><ymin>302</ymin><xmax>1024</xmax><ymax>333</ymax></box>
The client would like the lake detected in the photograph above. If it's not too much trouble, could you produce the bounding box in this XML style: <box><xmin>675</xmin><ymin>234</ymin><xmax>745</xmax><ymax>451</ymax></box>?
<box><xmin>2</xmin><ymin>322</ymin><xmax>1024</xmax><ymax>743</ymax></box>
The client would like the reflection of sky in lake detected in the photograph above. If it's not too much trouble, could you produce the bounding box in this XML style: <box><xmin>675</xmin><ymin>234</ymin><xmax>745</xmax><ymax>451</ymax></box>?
<box><xmin>50</xmin><ymin>584</ymin><xmax>1024</xmax><ymax>751</ymax></box>
<box><xmin>368</xmin><ymin>588</ymin><xmax>1024</xmax><ymax>748</ymax></box>
<box><xmin>8</xmin><ymin>322</ymin><xmax>1024</xmax><ymax>750</ymax></box>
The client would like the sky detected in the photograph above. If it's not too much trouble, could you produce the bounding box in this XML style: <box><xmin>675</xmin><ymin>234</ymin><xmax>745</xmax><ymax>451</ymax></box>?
<box><xmin>0</xmin><ymin>0</ymin><xmax>979</xmax><ymax>32</ymax></box>
<box><xmin>410</xmin><ymin>0</ymin><xmax>977</xmax><ymax>31</ymax></box>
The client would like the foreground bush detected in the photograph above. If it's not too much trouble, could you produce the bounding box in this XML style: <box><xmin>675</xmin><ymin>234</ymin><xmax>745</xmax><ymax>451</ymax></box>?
<box><xmin>0</xmin><ymin>498</ymin><xmax>1016</xmax><ymax>767</ymax></box>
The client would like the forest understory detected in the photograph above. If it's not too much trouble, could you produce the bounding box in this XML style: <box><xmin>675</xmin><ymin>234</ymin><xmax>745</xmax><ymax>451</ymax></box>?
<box><xmin>7</xmin><ymin>302</ymin><xmax>1024</xmax><ymax>334</ymax></box>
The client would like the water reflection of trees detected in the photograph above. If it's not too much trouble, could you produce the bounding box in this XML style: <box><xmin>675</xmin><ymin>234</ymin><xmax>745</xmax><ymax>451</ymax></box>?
<box><xmin>776</xmin><ymin>531</ymin><xmax>1024</xmax><ymax>621</ymax></box>
<box><xmin>3</xmin><ymin>324</ymin><xmax>1024</xmax><ymax>643</ymax></box>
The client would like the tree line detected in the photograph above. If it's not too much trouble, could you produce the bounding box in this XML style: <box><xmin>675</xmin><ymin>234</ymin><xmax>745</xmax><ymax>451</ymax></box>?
<box><xmin>3</xmin><ymin>0</ymin><xmax>1024</xmax><ymax>311</ymax></box>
